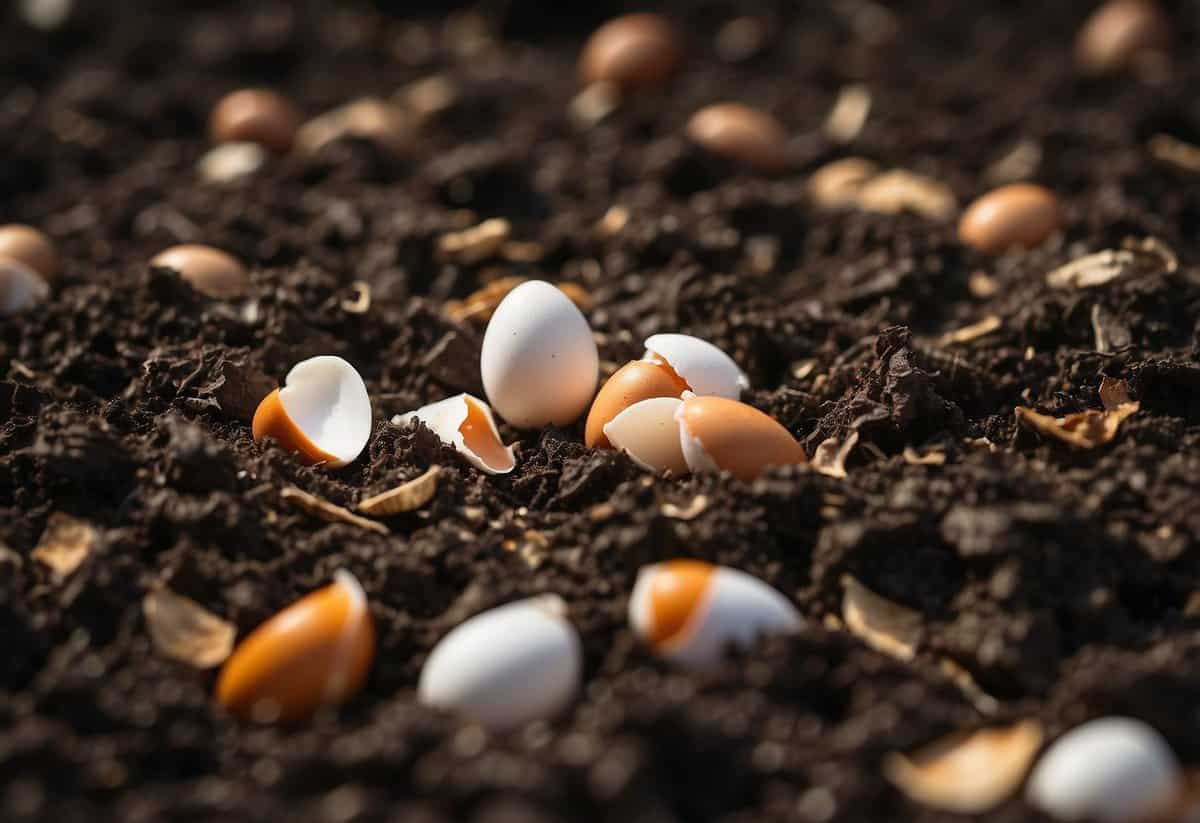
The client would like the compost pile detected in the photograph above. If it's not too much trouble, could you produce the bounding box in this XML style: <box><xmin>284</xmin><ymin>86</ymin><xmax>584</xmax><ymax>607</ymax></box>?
<box><xmin>3</xmin><ymin>0</ymin><xmax>1200</xmax><ymax>820</ymax></box>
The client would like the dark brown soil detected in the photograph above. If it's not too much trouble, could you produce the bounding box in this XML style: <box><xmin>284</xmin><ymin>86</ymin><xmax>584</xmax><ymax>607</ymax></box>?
<box><xmin>3</xmin><ymin>1</ymin><xmax>1200</xmax><ymax>821</ymax></box>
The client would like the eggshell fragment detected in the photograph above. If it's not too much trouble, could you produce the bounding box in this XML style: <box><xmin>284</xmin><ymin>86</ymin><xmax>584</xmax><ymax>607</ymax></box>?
<box><xmin>0</xmin><ymin>258</ymin><xmax>50</xmax><ymax>316</ymax></box>
<box><xmin>480</xmin><ymin>280</ymin><xmax>599</xmax><ymax>429</ymax></box>
<box><xmin>585</xmin><ymin>360</ymin><xmax>688</xmax><ymax>448</ymax></box>
<box><xmin>603</xmin><ymin>396</ymin><xmax>687</xmax><ymax>474</ymax></box>
<box><xmin>216</xmin><ymin>571</ymin><xmax>375</xmax><ymax>724</ymax></box>
<box><xmin>392</xmin><ymin>394</ymin><xmax>515</xmax><ymax>475</ymax></box>
<box><xmin>0</xmin><ymin>224</ymin><xmax>58</xmax><ymax>281</ymax></box>
<box><xmin>252</xmin><ymin>356</ymin><xmax>372</xmax><ymax>468</ymax></box>
<box><xmin>643</xmin><ymin>334</ymin><xmax>748</xmax><ymax>399</ymax></box>
<box><xmin>676</xmin><ymin>395</ymin><xmax>806</xmax><ymax>481</ymax></box>
<box><xmin>150</xmin><ymin>244</ymin><xmax>249</xmax><ymax>298</ymax></box>
<box><xmin>628</xmin><ymin>560</ymin><xmax>801</xmax><ymax>669</ymax></box>
<box><xmin>1026</xmin><ymin>717</ymin><xmax>1180</xmax><ymax>822</ymax></box>
<box><xmin>418</xmin><ymin>595</ymin><xmax>581</xmax><ymax>731</ymax></box>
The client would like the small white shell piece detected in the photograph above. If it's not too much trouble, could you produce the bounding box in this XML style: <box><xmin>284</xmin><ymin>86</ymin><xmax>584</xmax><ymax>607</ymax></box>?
<box><xmin>0</xmin><ymin>258</ymin><xmax>49</xmax><ymax>316</ymax></box>
<box><xmin>279</xmin><ymin>356</ymin><xmax>372</xmax><ymax>467</ymax></box>
<box><xmin>629</xmin><ymin>564</ymin><xmax>802</xmax><ymax>669</ymax></box>
<box><xmin>418</xmin><ymin>595</ymin><xmax>582</xmax><ymax>731</ymax></box>
<box><xmin>1025</xmin><ymin>716</ymin><xmax>1181</xmax><ymax>822</ymax></box>
<box><xmin>603</xmin><ymin>396</ymin><xmax>687</xmax><ymax>474</ymax></box>
<box><xmin>674</xmin><ymin>392</ymin><xmax>721</xmax><ymax>473</ymax></box>
<box><xmin>392</xmin><ymin>393</ymin><xmax>515</xmax><ymax>475</ymax></box>
<box><xmin>643</xmin><ymin>333</ymin><xmax>749</xmax><ymax>398</ymax></box>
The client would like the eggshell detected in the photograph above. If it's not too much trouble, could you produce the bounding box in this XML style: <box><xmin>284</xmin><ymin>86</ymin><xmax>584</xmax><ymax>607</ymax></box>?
<box><xmin>392</xmin><ymin>393</ymin><xmax>515</xmax><ymax>475</ymax></box>
<box><xmin>585</xmin><ymin>360</ymin><xmax>688</xmax><ymax>448</ymax></box>
<box><xmin>480</xmin><ymin>280</ymin><xmax>599</xmax><ymax>429</ymax></box>
<box><xmin>629</xmin><ymin>560</ymin><xmax>801</xmax><ymax>668</ymax></box>
<box><xmin>676</xmin><ymin>395</ymin><xmax>806</xmax><ymax>481</ymax></box>
<box><xmin>0</xmin><ymin>258</ymin><xmax>50</xmax><ymax>316</ymax></box>
<box><xmin>418</xmin><ymin>595</ymin><xmax>581</xmax><ymax>731</ymax></box>
<box><xmin>216</xmin><ymin>570</ymin><xmax>374</xmax><ymax>723</ymax></box>
<box><xmin>643</xmin><ymin>334</ymin><xmax>748</xmax><ymax>398</ymax></box>
<box><xmin>252</xmin><ymin>356</ymin><xmax>372</xmax><ymax>467</ymax></box>
<box><xmin>603</xmin><ymin>396</ymin><xmax>687</xmax><ymax>474</ymax></box>
<box><xmin>1025</xmin><ymin>717</ymin><xmax>1180</xmax><ymax>822</ymax></box>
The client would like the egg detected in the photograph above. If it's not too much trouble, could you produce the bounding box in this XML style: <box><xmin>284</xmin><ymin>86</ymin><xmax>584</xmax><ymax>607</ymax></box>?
<box><xmin>643</xmin><ymin>334</ymin><xmax>748</xmax><ymax>399</ymax></box>
<box><xmin>0</xmin><ymin>257</ymin><xmax>50</xmax><ymax>316</ymax></box>
<box><xmin>603</xmin><ymin>396</ymin><xmax>688</xmax><ymax>474</ymax></box>
<box><xmin>150</xmin><ymin>244</ymin><xmax>249</xmax><ymax>298</ymax></box>
<box><xmin>1025</xmin><ymin>717</ymin><xmax>1180</xmax><ymax>822</ymax></box>
<box><xmin>677</xmin><ymin>395</ymin><xmax>806</xmax><ymax>481</ymax></box>
<box><xmin>216</xmin><ymin>570</ymin><xmax>374</xmax><ymax>723</ymax></box>
<box><xmin>480</xmin><ymin>280</ymin><xmax>599</xmax><ymax>429</ymax></box>
<box><xmin>629</xmin><ymin>560</ymin><xmax>802</xmax><ymax>668</ymax></box>
<box><xmin>252</xmin><ymin>355</ymin><xmax>372</xmax><ymax>468</ymax></box>
<box><xmin>392</xmin><ymin>393</ymin><xmax>515</xmax><ymax>475</ymax></box>
<box><xmin>585</xmin><ymin>360</ymin><xmax>688</xmax><ymax>448</ymax></box>
<box><xmin>418</xmin><ymin>595</ymin><xmax>581</xmax><ymax>731</ymax></box>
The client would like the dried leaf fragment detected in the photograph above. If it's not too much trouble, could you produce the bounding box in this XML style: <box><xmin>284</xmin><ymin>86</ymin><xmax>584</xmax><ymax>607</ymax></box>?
<box><xmin>812</xmin><ymin>431</ymin><xmax>859</xmax><ymax>479</ymax></box>
<box><xmin>841</xmin><ymin>574</ymin><xmax>922</xmax><ymax>661</ymax></box>
<box><xmin>939</xmin><ymin>658</ymin><xmax>1000</xmax><ymax>715</ymax></box>
<box><xmin>903</xmin><ymin>447</ymin><xmax>946</xmax><ymax>465</ymax></box>
<box><xmin>1015</xmin><ymin>401</ymin><xmax>1139</xmax><ymax>448</ymax></box>
<box><xmin>938</xmin><ymin>315</ymin><xmax>1002</xmax><ymax>346</ymax></box>
<box><xmin>445</xmin><ymin>276</ymin><xmax>593</xmax><ymax>323</ymax></box>
<box><xmin>1099</xmin><ymin>377</ymin><xmax>1133</xmax><ymax>410</ymax></box>
<box><xmin>32</xmin><ymin>513</ymin><xmax>98</xmax><ymax>579</ymax></box>
<box><xmin>143</xmin><ymin>586</ymin><xmax>235</xmax><ymax>668</ymax></box>
<box><xmin>856</xmin><ymin>169</ymin><xmax>957</xmax><ymax>221</ymax></box>
<box><xmin>436</xmin><ymin>218</ymin><xmax>511</xmax><ymax>265</ymax></box>
<box><xmin>280</xmin><ymin>486</ymin><xmax>389</xmax><ymax>534</ymax></box>
<box><xmin>883</xmin><ymin>720</ymin><xmax>1044</xmax><ymax>813</ymax></box>
<box><xmin>358</xmin><ymin>466</ymin><xmax>440</xmax><ymax>515</ymax></box>
<box><xmin>824</xmin><ymin>84</ymin><xmax>872</xmax><ymax>143</ymax></box>
<box><xmin>1046</xmin><ymin>239</ymin><xmax>1174</xmax><ymax>290</ymax></box>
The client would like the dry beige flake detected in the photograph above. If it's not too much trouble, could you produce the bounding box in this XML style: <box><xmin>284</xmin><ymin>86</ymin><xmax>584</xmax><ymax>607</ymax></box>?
<box><xmin>297</xmin><ymin>98</ymin><xmax>410</xmax><ymax>156</ymax></box>
<box><xmin>436</xmin><ymin>218</ymin><xmax>511</xmax><ymax>265</ymax></box>
<box><xmin>856</xmin><ymin>169</ymin><xmax>957</xmax><ymax>221</ymax></box>
<box><xmin>660</xmin><ymin>495</ymin><xmax>709</xmax><ymax>520</ymax></box>
<box><xmin>341</xmin><ymin>281</ymin><xmax>371</xmax><ymax>315</ymax></box>
<box><xmin>358</xmin><ymin>466</ymin><xmax>441</xmax><ymax>516</ymax></box>
<box><xmin>811</xmin><ymin>431</ymin><xmax>859</xmax><ymax>479</ymax></box>
<box><xmin>143</xmin><ymin>586</ymin><xmax>236</xmax><ymax>669</ymax></box>
<box><xmin>841</xmin><ymin>574</ymin><xmax>922</xmax><ymax>661</ymax></box>
<box><xmin>806</xmin><ymin>157</ymin><xmax>880</xmax><ymax>209</ymax></box>
<box><xmin>280</xmin><ymin>486</ymin><xmax>389</xmax><ymax>535</ymax></box>
<box><xmin>938</xmin><ymin>315</ymin><xmax>1002</xmax><ymax>346</ymax></box>
<box><xmin>903</xmin><ymin>447</ymin><xmax>947</xmax><ymax>466</ymax></box>
<box><xmin>445</xmin><ymin>277</ymin><xmax>593</xmax><ymax>323</ymax></box>
<box><xmin>823</xmin><ymin>84</ymin><xmax>872</xmax><ymax>144</ymax></box>
<box><xmin>1015</xmin><ymin>399</ymin><xmax>1139</xmax><ymax>449</ymax></box>
<box><xmin>31</xmin><ymin>513</ymin><xmax>98</xmax><ymax>579</ymax></box>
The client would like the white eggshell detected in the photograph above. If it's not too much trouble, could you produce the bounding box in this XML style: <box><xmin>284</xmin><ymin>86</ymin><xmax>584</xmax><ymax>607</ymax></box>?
<box><xmin>675</xmin><ymin>392</ymin><xmax>721</xmax><ymax>473</ymax></box>
<box><xmin>1025</xmin><ymin>717</ymin><xmax>1180</xmax><ymax>822</ymax></box>
<box><xmin>629</xmin><ymin>564</ymin><xmax>802</xmax><ymax>669</ymax></box>
<box><xmin>0</xmin><ymin>258</ymin><xmax>49</xmax><ymax>316</ymax></box>
<box><xmin>418</xmin><ymin>595</ymin><xmax>581</xmax><ymax>731</ymax></box>
<box><xmin>603</xmin><ymin>396</ymin><xmax>687</xmax><ymax>474</ymax></box>
<box><xmin>279</xmin><ymin>356</ymin><xmax>372</xmax><ymax>467</ymax></box>
<box><xmin>392</xmin><ymin>393</ymin><xmax>515</xmax><ymax>474</ymax></box>
<box><xmin>643</xmin><ymin>333</ymin><xmax>748</xmax><ymax>398</ymax></box>
<box><xmin>480</xmin><ymin>280</ymin><xmax>599</xmax><ymax>429</ymax></box>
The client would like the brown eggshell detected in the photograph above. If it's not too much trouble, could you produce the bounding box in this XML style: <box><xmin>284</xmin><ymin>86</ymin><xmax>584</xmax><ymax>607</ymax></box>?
<box><xmin>645</xmin><ymin>559</ymin><xmax>715</xmax><ymax>649</ymax></box>
<box><xmin>209</xmin><ymin>89</ymin><xmax>301</xmax><ymax>154</ymax></box>
<box><xmin>579</xmin><ymin>13</ymin><xmax>684</xmax><ymax>92</ymax></box>
<box><xmin>252</xmin><ymin>388</ymin><xmax>340</xmax><ymax>466</ymax></box>
<box><xmin>1075</xmin><ymin>0</ymin><xmax>1169</xmax><ymax>76</ymax></box>
<box><xmin>0</xmin><ymin>224</ymin><xmax>58</xmax><ymax>281</ymax></box>
<box><xmin>151</xmin><ymin>244</ymin><xmax>249</xmax><ymax>298</ymax></box>
<box><xmin>216</xmin><ymin>573</ymin><xmax>374</xmax><ymax>723</ymax></box>
<box><xmin>678</xmin><ymin>395</ymin><xmax>806</xmax><ymax>481</ymax></box>
<box><xmin>957</xmin><ymin>183</ymin><xmax>1063</xmax><ymax>254</ymax></box>
<box><xmin>686</xmin><ymin>103</ymin><xmax>792</xmax><ymax>173</ymax></box>
<box><xmin>585</xmin><ymin>360</ymin><xmax>690</xmax><ymax>448</ymax></box>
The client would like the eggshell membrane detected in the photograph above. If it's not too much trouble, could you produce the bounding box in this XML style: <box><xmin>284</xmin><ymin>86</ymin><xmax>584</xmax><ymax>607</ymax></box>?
<box><xmin>1026</xmin><ymin>717</ymin><xmax>1180</xmax><ymax>822</ymax></box>
<box><xmin>630</xmin><ymin>562</ymin><xmax>802</xmax><ymax>669</ymax></box>
<box><xmin>585</xmin><ymin>360</ymin><xmax>689</xmax><ymax>448</ymax></box>
<box><xmin>603</xmin><ymin>396</ymin><xmax>688</xmax><ymax>474</ymax></box>
<box><xmin>392</xmin><ymin>393</ymin><xmax>515</xmax><ymax>475</ymax></box>
<box><xmin>252</xmin><ymin>356</ymin><xmax>372</xmax><ymax>467</ymax></box>
<box><xmin>0</xmin><ymin>258</ymin><xmax>50</xmax><ymax>316</ymax></box>
<box><xmin>216</xmin><ymin>571</ymin><xmax>374</xmax><ymax>724</ymax></box>
<box><xmin>418</xmin><ymin>595</ymin><xmax>581</xmax><ymax>731</ymax></box>
<box><xmin>480</xmin><ymin>280</ymin><xmax>599</xmax><ymax>429</ymax></box>
<box><xmin>643</xmin><ymin>334</ymin><xmax>748</xmax><ymax>399</ymax></box>
<box><xmin>676</xmin><ymin>395</ymin><xmax>806</xmax><ymax>481</ymax></box>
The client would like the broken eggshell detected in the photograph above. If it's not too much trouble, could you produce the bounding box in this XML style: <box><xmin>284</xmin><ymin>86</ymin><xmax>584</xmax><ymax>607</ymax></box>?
<box><xmin>252</xmin><ymin>356</ymin><xmax>372</xmax><ymax>468</ymax></box>
<box><xmin>585</xmin><ymin>360</ymin><xmax>689</xmax><ymax>449</ymax></box>
<box><xmin>628</xmin><ymin>559</ymin><xmax>801</xmax><ymax>669</ymax></box>
<box><xmin>676</xmin><ymin>394</ymin><xmax>806</xmax><ymax>481</ymax></box>
<box><xmin>0</xmin><ymin>257</ymin><xmax>50</xmax><ymax>316</ymax></box>
<box><xmin>418</xmin><ymin>595</ymin><xmax>582</xmax><ymax>731</ymax></box>
<box><xmin>603</xmin><ymin>396</ymin><xmax>688</xmax><ymax>474</ymax></box>
<box><xmin>642</xmin><ymin>333</ymin><xmax>748</xmax><ymax>399</ymax></box>
<box><xmin>392</xmin><ymin>393</ymin><xmax>515</xmax><ymax>475</ymax></box>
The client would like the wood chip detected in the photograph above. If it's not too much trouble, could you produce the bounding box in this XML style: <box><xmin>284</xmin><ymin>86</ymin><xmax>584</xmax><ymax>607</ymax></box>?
<box><xmin>903</xmin><ymin>447</ymin><xmax>946</xmax><ymax>465</ymax></box>
<box><xmin>436</xmin><ymin>218</ymin><xmax>511</xmax><ymax>265</ymax></box>
<box><xmin>660</xmin><ymin>495</ymin><xmax>709</xmax><ymax>520</ymax></box>
<box><xmin>807</xmin><ymin>157</ymin><xmax>880</xmax><ymax>209</ymax></box>
<box><xmin>280</xmin><ymin>486</ymin><xmax>389</xmax><ymax>534</ymax></box>
<box><xmin>341</xmin><ymin>281</ymin><xmax>371</xmax><ymax>314</ymax></box>
<box><xmin>939</xmin><ymin>658</ymin><xmax>1000</xmax><ymax>715</ymax></box>
<box><xmin>823</xmin><ymin>84</ymin><xmax>872</xmax><ymax>143</ymax></box>
<box><xmin>142</xmin><ymin>586</ymin><xmax>235</xmax><ymax>669</ymax></box>
<box><xmin>357</xmin><ymin>466</ymin><xmax>440</xmax><ymax>516</ymax></box>
<box><xmin>841</xmin><ymin>574</ymin><xmax>922</xmax><ymax>661</ymax></box>
<box><xmin>938</xmin><ymin>315</ymin><xmax>1002</xmax><ymax>346</ymax></box>
<box><xmin>883</xmin><ymin>720</ymin><xmax>1044</xmax><ymax>813</ymax></box>
<box><xmin>1148</xmin><ymin>133</ymin><xmax>1200</xmax><ymax>175</ymax></box>
<box><xmin>1015</xmin><ymin>400</ymin><xmax>1139</xmax><ymax>449</ymax></box>
<box><xmin>31</xmin><ymin>513</ymin><xmax>98</xmax><ymax>579</ymax></box>
<box><xmin>812</xmin><ymin>431</ymin><xmax>859</xmax><ymax>479</ymax></box>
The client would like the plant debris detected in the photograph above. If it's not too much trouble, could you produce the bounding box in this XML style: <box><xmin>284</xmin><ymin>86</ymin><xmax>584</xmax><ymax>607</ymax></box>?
<box><xmin>938</xmin><ymin>315</ymin><xmax>1002</xmax><ymax>346</ymax></box>
<box><xmin>855</xmin><ymin>169</ymin><xmax>957</xmax><ymax>220</ymax></box>
<box><xmin>357</xmin><ymin>466</ymin><xmax>441</xmax><ymax>515</ymax></box>
<box><xmin>1046</xmin><ymin>238</ymin><xmax>1175</xmax><ymax>289</ymax></box>
<box><xmin>31</xmin><ymin>513</ymin><xmax>98</xmax><ymax>579</ymax></box>
<box><xmin>902</xmin><ymin>447</ymin><xmax>946</xmax><ymax>465</ymax></box>
<box><xmin>279</xmin><ymin>486</ymin><xmax>389</xmax><ymax>534</ymax></box>
<box><xmin>811</xmin><ymin>431</ymin><xmax>860</xmax><ymax>479</ymax></box>
<box><xmin>841</xmin><ymin>574</ymin><xmax>923</xmax><ymax>662</ymax></box>
<box><xmin>823</xmin><ymin>84</ymin><xmax>872</xmax><ymax>143</ymax></box>
<box><xmin>142</xmin><ymin>586</ymin><xmax>236</xmax><ymax>669</ymax></box>
<box><xmin>660</xmin><ymin>494</ymin><xmax>709</xmax><ymax>520</ymax></box>
<box><xmin>1015</xmin><ymin>396</ymin><xmax>1139</xmax><ymax>449</ymax></box>
<box><xmin>436</xmin><ymin>218</ymin><xmax>511</xmax><ymax>265</ymax></box>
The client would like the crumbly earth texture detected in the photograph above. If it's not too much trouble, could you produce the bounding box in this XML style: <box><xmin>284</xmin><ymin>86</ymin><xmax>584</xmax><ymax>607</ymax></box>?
<box><xmin>3</xmin><ymin>1</ymin><xmax>1200</xmax><ymax>821</ymax></box>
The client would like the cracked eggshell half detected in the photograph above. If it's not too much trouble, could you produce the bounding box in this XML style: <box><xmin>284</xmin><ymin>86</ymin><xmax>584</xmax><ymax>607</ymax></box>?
<box><xmin>643</xmin><ymin>333</ymin><xmax>748</xmax><ymax>399</ymax></box>
<box><xmin>585</xmin><ymin>360</ymin><xmax>689</xmax><ymax>449</ymax></box>
<box><xmin>0</xmin><ymin>257</ymin><xmax>49</xmax><ymax>316</ymax></box>
<box><xmin>392</xmin><ymin>393</ymin><xmax>515</xmax><ymax>475</ymax></box>
<box><xmin>1025</xmin><ymin>717</ymin><xmax>1180</xmax><ymax>822</ymax></box>
<box><xmin>252</xmin><ymin>356</ymin><xmax>372</xmax><ymax>468</ymax></box>
<box><xmin>216</xmin><ymin>570</ymin><xmax>374</xmax><ymax>724</ymax></box>
<box><xmin>418</xmin><ymin>595</ymin><xmax>582</xmax><ymax>731</ymax></box>
<box><xmin>677</xmin><ymin>395</ymin><xmax>806</xmax><ymax>481</ymax></box>
<box><xmin>480</xmin><ymin>280</ymin><xmax>599</xmax><ymax>429</ymax></box>
<box><xmin>602</xmin><ymin>396</ymin><xmax>687</xmax><ymax>474</ymax></box>
<box><xmin>629</xmin><ymin>560</ymin><xmax>801</xmax><ymax>669</ymax></box>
